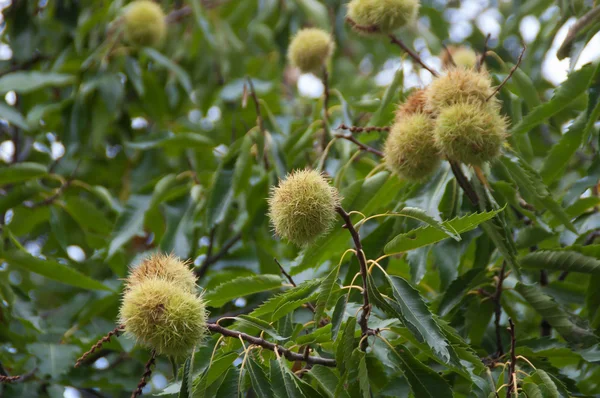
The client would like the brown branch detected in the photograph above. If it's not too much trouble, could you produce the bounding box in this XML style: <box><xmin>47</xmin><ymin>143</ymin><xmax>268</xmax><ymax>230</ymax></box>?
<box><xmin>207</xmin><ymin>323</ymin><xmax>336</xmax><ymax>366</ymax></box>
<box><xmin>477</xmin><ymin>33</ymin><xmax>491</xmax><ymax>71</ymax></box>
<box><xmin>486</xmin><ymin>45</ymin><xmax>526</xmax><ymax>101</ymax></box>
<box><xmin>334</xmin><ymin>132</ymin><xmax>384</xmax><ymax>158</ymax></box>
<box><xmin>246</xmin><ymin>77</ymin><xmax>264</xmax><ymax>133</ymax></box>
<box><xmin>165</xmin><ymin>6</ymin><xmax>192</xmax><ymax>23</ymax></box>
<box><xmin>337</xmin><ymin>124</ymin><xmax>390</xmax><ymax>133</ymax></box>
<box><xmin>131</xmin><ymin>350</ymin><xmax>156</xmax><ymax>398</ymax></box>
<box><xmin>0</xmin><ymin>375</ymin><xmax>21</xmax><ymax>383</ymax></box>
<box><xmin>388</xmin><ymin>34</ymin><xmax>439</xmax><ymax>77</ymax></box>
<box><xmin>335</xmin><ymin>206</ymin><xmax>372</xmax><ymax>350</ymax></box>
<box><xmin>75</xmin><ymin>325</ymin><xmax>124</xmax><ymax>368</ymax></box>
<box><xmin>506</xmin><ymin>319</ymin><xmax>517</xmax><ymax>398</ymax></box>
<box><xmin>195</xmin><ymin>231</ymin><xmax>242</xmax><ymax>278</ymax></box>
<box><xmin>493</xmin><ymin>262</ymin><xmax>507</xmax><ymax>357</ymax></box>
<box><xmin>344</xmin><ymin>17</ymin><xmax>438</xmax><ymax>77</ymax></box>
<box><xmin>449</xmin><ymin>160</ymin><xmax>479</xmax><ymax>207</ymax></box>
<box><xmin>321</xmin><ymin>65</ymin><xmax>331</xmax><ymax>151</ymax></box>
<box><xmin>557</xmin><ymin>5</ymin><xmax>600</xmax><ymax>59</ymax></box>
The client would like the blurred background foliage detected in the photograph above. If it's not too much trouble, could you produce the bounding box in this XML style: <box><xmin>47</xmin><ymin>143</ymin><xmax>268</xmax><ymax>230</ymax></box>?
<box><xmin>1</xmin><ymin>0</ymin><xmax>600</xmax><ymax>397</ymax></box>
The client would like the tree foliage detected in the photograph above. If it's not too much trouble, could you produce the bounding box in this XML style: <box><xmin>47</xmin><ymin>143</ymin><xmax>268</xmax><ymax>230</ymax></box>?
<box><xmin>1</xmin><ymin>0</ymin><xmax>600</xmax><ymax>397</ymax></box>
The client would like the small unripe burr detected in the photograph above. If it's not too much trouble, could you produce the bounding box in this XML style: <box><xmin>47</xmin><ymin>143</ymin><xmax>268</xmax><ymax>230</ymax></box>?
<box><xmin>434</xmin><ymin>102</ymin><xmax>507</xmax><ymax>165</ymax></box>
<box><xmin>347</xmin><ymin>0</ymin><xmax>419</xmax><ymax>33</ymax></box>
<box><xmin>394</xmin><ymin>89</ymin><xmax>429</xmax><ymax>121</ymax></box>
<box><xmin>425</xmin><ymin>68</ymin><xmax>495</xmax><ymax>112</ymax></box>
<box><xmin>119</xmin><ymin>278</ymin><xmax>207</xmax><ymax>357</ymax></box>
<box><xmin>127</xmin><ymin>253</ymin><xmax>196</xmax><ymax>293</ymax></box>
<box><xmin>123</xmin><ymin>0</ymin><xmax>166</xmax><ymax>48</ymax></box>
<box><xmin>384</xmin><ymin>113</ymin><xmax>440</xmax><ymax>181</ymax></box>
<box><xmin>268</xmin><ymin>169</ymin><xmax>340</xmax><ymax>246</ymax></box>
<box><xmin>287</xmin><ymin>28</ymin><xmax>335</xmax><ymax>74</ymax></box>
<box><xmin>441</xmin><ymin>46</ymin><xmax>478</xmax><ymax>70</ymax></box>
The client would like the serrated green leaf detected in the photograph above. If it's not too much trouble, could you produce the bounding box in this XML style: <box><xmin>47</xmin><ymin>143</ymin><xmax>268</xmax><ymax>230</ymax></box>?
<box><xmin>385</xmin><ymin>276</ymin><xmax>450</xmax><ymax>363</ymax></box>
<box><xmin>384</xmin><ymin>208</ymin><xmax>502</xmax><ymax>254</ymax></box>
<box><xmin>269</xmin><ymin>357</ymin><xmax>306</xmax><ymax>398</ymax></box>
<box><xmin>539</xmin><ymin>112</ymin><xmax>587</xmax><ymax>184</ymax></box>
<box><xmin>250</xmin><ymin>279</ymin><xmax>321</xmax><ymax>320</ymax></box>
<box><xmin>0</xmin><ymin>102</ymin><xmax>28</xmax><ymax>130</ymax></box>
<box><xmin>523</xmin><ymin>369</ymin><xmax>560</xmax><ymax>398</ymax></box>
<box><xmin>500</xmin><ymin>156</ymin><xmax>576</xmax><ymax>233</ymax></box>
<box><xmin>204</xmin><ymin>274</ymin><xmax>282</xmax><ymax>307</ymax></box>
<box><xmin>314</xmin><ymin>262</ymin><xmax>341</xmax><ymax>326</ymax></box>
<box><xmin>0</xmin><ymin>71</ymin><xmax>74</xmax><ymax>94</ymax></box>
<box><xmin>521</xmin><ymin>250</ymin><xmax>600</xmax><ymax>274</ymax></box>
<box><xmin>232</xmin><ymin>133</ymin><xmax>254</xmax><ymax>196</ymax></box>
<box><xmin>335</xmin><ymin>317</ymin><xmax>356</xmax><ymax>376</ymax></box>
<box><xmin>126</xmin><ymin>132</ymin><xmax>214</xmax><ymax>150</ymax></box>
<box><xmin>231</xmin><ymin>315</ymin><xmax>288</xmax><ymax>341</ymax></box>
<box><xmin>206</xmin><ymin>165</ymin><xmax>235</xmax><ymax>228</ymax></box>
<box><xmin>143</xmin><ymin>48</ymin><xmax>193</xmax><ymax>94</ymax></box>
<box><xmin>247</xmin><ymin>356</ymin><xmax>273</xmax><ymax>398</ymax></box>
<box><xmin>510</xmin><ymin>64</ymin><xmax>595</xmax><ymax>136</ymax></box>
<box><xmin>27</xmin><ymin>343</ymin><xmax>80</xmax><ymax>379</ymax></box>
<box><xmin>383</xmin><ymin>207</ymin><xmax>460</xmax><ymax>241</ymax></box>
<box><xmin>193</xmin><ymin>352</ymin><xmax>238</xmax><ymax>396</ymax></box>
<box><xmin>358</xmin><ymin>354</ymin><xmax>370</xmax><ymax>398</ymax></box>
<box><xmin>386</xmin><ymin>343</ymin><xmax>453</xmax><ymax>398</ymax></box>
<box><xmin>107</xmin><ymin>195</ymin><xmax>151</xmax><ymax>258</ymax></box>
<box><xmin>515</xmin><ymin>282</ymin><xmax>598</xmax><ymax>345</ymax></box>
<box><xmin>309</xmin><ymin>365</ymin><xmax>349</xmax><ymax>398</ymax></box>
<box><xmin>63</xmin><ymin>196</ymin><xmax>113</xmax><ymax>235</ymax></box>
<box><xmin>0</xmin><ymin>162</ymin><xmax>46</xmax><ymax>185</ymax></box>
<box><xmin>438</xmin><ymin>267</ymin><xmax>486</xmax><ymax>316</ymax></box>
<box><xmin>179</xmin><ymin>356</ymin><xmax>193</xmax><ymax>398</ymax></box>
<box><xmin>3</xmin><ymin>250</ymin><xmax>110</xmax><ymax>291</ymax></box>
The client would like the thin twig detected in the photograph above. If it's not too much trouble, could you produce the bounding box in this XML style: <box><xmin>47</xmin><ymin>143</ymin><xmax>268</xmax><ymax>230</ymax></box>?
<box><xmin>442</xmin><ymin>44</ymin><xmax>457</xmax><ymax>68</ymax></box>
<box><xmin>246</xmin><ymin>77</ymin><xmax>264</xmax><ymax>134</ymax></box>
<box><xmin>334</xmin><ymin>133</ymin><xmax>384</xmax><ymax>158</ymax></box>
<box><xmin>26</xmin><ymin>160</ymin><xmax>82</xmax><ymax>208</ymax></box>
<box><xmin>75</xmin><ymin>325</ymin><xmax>124</xmax><ymax>368</ymax></box>
<box><xmin>486</xmin><ymin>45</ymin><xmax>526</xmax><ymax>101</ymax></box>
<box><xmin>335</xmin><ymin>206</ymin><xmax>373</xmax><ymax>350</ymax></box>
<box><xmin>195</xmin><ymin>232</ymin><xmax>243</xmax><ymax>278</ymax></box>
<box><xmin>337</xmin><ymin>124</ymin><xmax>390</xmax><ymax>133</ymax></box>
<box><xmin>344</xmin><ymin>17</ymin><xmax>438</xmax><ymax>77</ymax></box>
<box><xmin>131</xmin><ymin>350</ymin><xmax>156</xmax><ymax>398</ymax></box>
<box><xmin>494</xmin><ymin>262</ymin><xmax>507</xmax><ymax>357</ymax></box>
<box><xmin>506</xmin><ymin>319</ymin><xmax>517</xmax><ymax>398</ymax></box>
<box><xmin>246</xmin><ymin>76</ymin><xmax>269</xmax><ymax>169</ymax></box>
<box><xmin>477</xmin><ymin>34</ymin><xmax>491</xmax><ymax>71</ymax></box>
<box><xmin>207</xmin><ymin>323</ymin><xmax>336</xmax><ymax>366</ymax></box>
<box><xmin>557</xmin><ymin>5</ymin><xmax>600</xmax><ymax>59</ymax></box>
<box><xmin>387</xmin><ymin>34</ymin><xmax>439</xmax><ymax>77</ymax></box>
